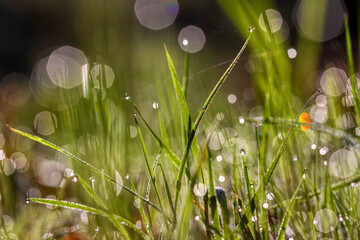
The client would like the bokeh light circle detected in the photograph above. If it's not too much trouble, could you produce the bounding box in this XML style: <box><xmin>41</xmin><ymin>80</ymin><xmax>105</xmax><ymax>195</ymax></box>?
<box><xmin>293</xmin><ymin>0</ymin><xmax>347</xmax><ymax>42</ymax></box>
<box><xmin>193</xmin><ymin>183</ymin><xmax>207</xmax><ymax>197</ymax></box>
<box><xmin>34</xmin><ymin>111</ymin><xmax>58</xmax><ymax>136</ymax></box>
<box><xmin>329</xmin><ymin>149</ymin><xmax>358</xmax><ymax>178</ymax></box>
<box><xmin>90</xmin><ymin>64</ymin><xmax>115</xmax><ymax>89</ymax></box>
<box><xmin>134</xmin><ymin>0</ymin><xmax>179</xmax><ymax>30</ymax></box>
<box><xmin>258</xmin><ymin>9</ymin><xmax>283</xmax><ymax>33</ymax></box>
<box><xmin>178</xmin><ymin>25</ymin><xmax>206</xmax><ymax>53</ymax></box>
<box><xmin>320</xmin><ymin>67</ymin><xmax>347</xmax><ymax>96</ymax></box>
<box><xmin>31</xmin><ymin>57</ymin><xmax>82</xmax><ymax>110</ymax></box>
<box><xmin>47</xmin><ymin>46</ymin><xmax>88</xmax><ymax>89</ymax></box>
<box><xmin>314</xmin><ymin>209</ymin><xmax>338</xmax><ymax>233</ymax></box>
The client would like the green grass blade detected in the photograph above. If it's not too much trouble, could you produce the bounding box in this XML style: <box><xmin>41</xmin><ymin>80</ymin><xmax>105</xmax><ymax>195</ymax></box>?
<box><xmin>76</xmin><ymin>174</ymin><xmax>108</xmax><ymax>210</ymax></box>
<box><xmin>29</xmin><ymin>198</ymin><xmax>150</xmax><ymax>239</ymax></box>
<box><xmin>135</xmin><ymin>117</ymin><xmax>165</xmax><ymax>213</ymax></box>
<box><xmin>345</xmin><ymin>15</ymin><xmax>360</xmax><ymax>125</ymax></box>
<box><xmin>29</xmin><ymin>198</ymin><xmax>101</xmax><ymax>213</ymax></box>
<box><xmin>159</xmin><ymin>164</ymin><xmax>175</xmax><ymax>215</ymax></box>
<box><xmin>8</xmin><ymin>125</ymin><xmax>161</xmax><ymax>212</ymax></box>
<box><xmin>145</xmin><ymin>151</ymin><xmax>162</xmax><ymax>200</ymax></box>
<box><xmin>182</xmin><ymin>51</ymin><xmax>190</xmax><ymax>99</ymax></box>
<box><xmin>276</xmin><ymin>176</ymin><xmax>305</xmax><ymax>240</ymax></box>
<box><xmin>174</xmin><ymin>30</ymin><xmax>254</xmax><ymax>214</ymax></box>
<box><xmin>164</xmin><ymin>44</ymin><xmax>201</xmax><ymax>172</ymax></box>
<box><xmin>126</xmin><ymin>98</ymin><xmax>182</xmax><ymax>168</ymax></box>
<box><xmin>164</xmin><ymin>44</ymin><xmax>191</xmax><ymax>134</ymax></box>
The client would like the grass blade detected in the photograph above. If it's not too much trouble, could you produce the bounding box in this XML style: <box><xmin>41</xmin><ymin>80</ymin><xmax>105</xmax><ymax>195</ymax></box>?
<box><xmin>174</xmin><ymin>30</ymin><xmax>254</xmax><ymax>215</ymax></box>
<box><xmin>276</xmin><ymin>175</ymin><xmax>305</xmax><ymax>240</ymax></box>
<box><xmin>345</xmin><ymin>15</ymin><xmax>360</xmax><ymax>125</ymax></box>
<box><xmin>182</xmin><ymin>51</ymin><xmax>190</xmax><ymax>99</ymax></box>
<box><xmin>134</xmin><ymin>117</ymin><xmax>165</xmax><ymax>213</ymax></box>
<box><xmin>159</xmin><ymin>164</ymin><xmax>175</xmax><ymax>216</ymax></box>
<box><xmin>164</xmin><ymin>44</ymin><xmax>191</xmax><ymax>134</ymax></box>
<box><xmin>29</xmin><ymin>198</ymin><xmax>150</xmax><ymax>239</ymax></box>
<box><xmin>76</xmin><ymin>174</ymin><xmax>108</xmax><ymax>210</ymax></box>
<box><xmin>164</xmin><ymin>44</ymin><xmax>201</xmax><ymax>173</ymax></box>
<box><xmin>8</xmin><ymin>125</ymin><xmax>161</xmax><ymax>212</ymax></box>
<box><xmin>126</xmin><ymin>98</ymin><xmax>182</xmax><ymax>168</ymax></box>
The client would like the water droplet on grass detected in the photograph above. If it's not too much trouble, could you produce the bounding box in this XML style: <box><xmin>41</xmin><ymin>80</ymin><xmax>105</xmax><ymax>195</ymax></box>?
<box><xmin>218</xmin><ymin>175</ymin><xmax>225</xmax><ymax>182</ymax></box>
<box><xmin>239</xmin><ymin>117</ymin><xmax>245</xmax><ymax>124</ymax></box>
<box><xmin>152</xmin><ymin>102</ymin><xmax>159</xmax><ymax>109</ymax></box>
<box><xmin>240</xmin><ymin>149</ymin><xmax>246</xmax><ymax>156</ymax></box>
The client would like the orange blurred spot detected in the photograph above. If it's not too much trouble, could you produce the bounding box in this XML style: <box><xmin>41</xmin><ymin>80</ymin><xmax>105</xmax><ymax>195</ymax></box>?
<box><xmin>299</xmin><ymin>112</ymin><xmax>312</xmax><ymax>131</ymax></box>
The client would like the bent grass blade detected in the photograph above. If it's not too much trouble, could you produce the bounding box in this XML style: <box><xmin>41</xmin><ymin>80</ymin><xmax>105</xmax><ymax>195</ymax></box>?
<box><xmin>7</xmin><ymin>125</ymin><xmax>161</xmax><ymax>212</ymax></box>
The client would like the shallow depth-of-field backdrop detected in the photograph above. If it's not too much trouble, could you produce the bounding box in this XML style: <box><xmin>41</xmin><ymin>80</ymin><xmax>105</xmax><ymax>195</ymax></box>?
<box><xmin>0</xmin><ymin>0</ymin><xmax>360</xmax><ymax>239</ymax></box>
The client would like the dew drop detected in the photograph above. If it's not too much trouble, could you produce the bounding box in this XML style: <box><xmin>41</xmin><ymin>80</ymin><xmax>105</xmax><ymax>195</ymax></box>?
<box><xmin>351</xmin><ymin>182</ymin><xmax>356</xmax><ymax>187</ymax></box>
<box><xmin>218</xmin><ymin>175</ymin><xmax>225</xmax><ymax>183</ymax></box>
<box><xmin>323</xmin><ymin>160</ymin><xmax>328</xmax><ymax>166</ymax></box>
<box><xmin>251</xmin><ymin>216</ymin><xmax>257</xmax><ymax>222</ymax></box>
<box><xmin>263</xmin><ymin>202</ymin><xmax>269</xmax><ymax>209</ymax></box>
<box><xmin>152</xmin><ymin>102</ymin><xmax>159</xmax><ymax>109</ymax></box>
<box><xmin>124</xmin><ymin>95</ymin><xmax>130</xmax><ymax>100</ymax></box>
<box><xmin>72</xmin><ymin>176</ymin><xmax>78</xmax><ymax>182</ymax></box>
<box><xmin>319</xmin><ymin>146</ymin><xmax>329</xmax><ymax>155</ymax></box>
<box><xmin>311</xmin><ymin>144</ymin><xmax>317</xmax><ymax>150</ymax></box>
<box><xmin>249</xmin><ymin>26</ymin><xmax>255</xmax><ymax>32</ymax></box>
<box><xmin>240</xmin><ymin>149</ymin><xmax>246</xmax><ymax>156</ymax></box>
<box><xmin>239</xmin><ymin>117</ymin><xmax>245</xmax><ymax>124</ymax></box>
<box><xmin>216</xmin><ymin>155</ymin><xmax>223</xmax><ymax>162</ymax></box>
<box><xmin>293</xmin><ymin>155</ymin><xmax>298</xmax><ymax>161</ymax></box>
<box><xmin>194</xmin><ymin>215</ymin><xmax>200</xmax><ymax>221</ymax></box>
<box><xmin>238</xmin><ymin>207</ymin><xmax>242</xmax><ymax>213</ymax></box>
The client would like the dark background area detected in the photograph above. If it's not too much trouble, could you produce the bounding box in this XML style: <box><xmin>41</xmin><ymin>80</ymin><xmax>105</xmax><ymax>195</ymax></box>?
<box><xmin>0</xmin><ymin>0</ymin><xmax>357</xmax><ymax>80</ymax></box>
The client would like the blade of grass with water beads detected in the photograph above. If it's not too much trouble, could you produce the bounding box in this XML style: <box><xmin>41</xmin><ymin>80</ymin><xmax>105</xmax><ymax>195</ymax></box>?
<box><xmin>29</xmin><ymin>198</ymin><xmax>132</xmax><ymax>239</ymax></box>
<box><xmin>8</xmin><ymin>125</ymin><xmax>161</xmax><ymax>212</ymax></box>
